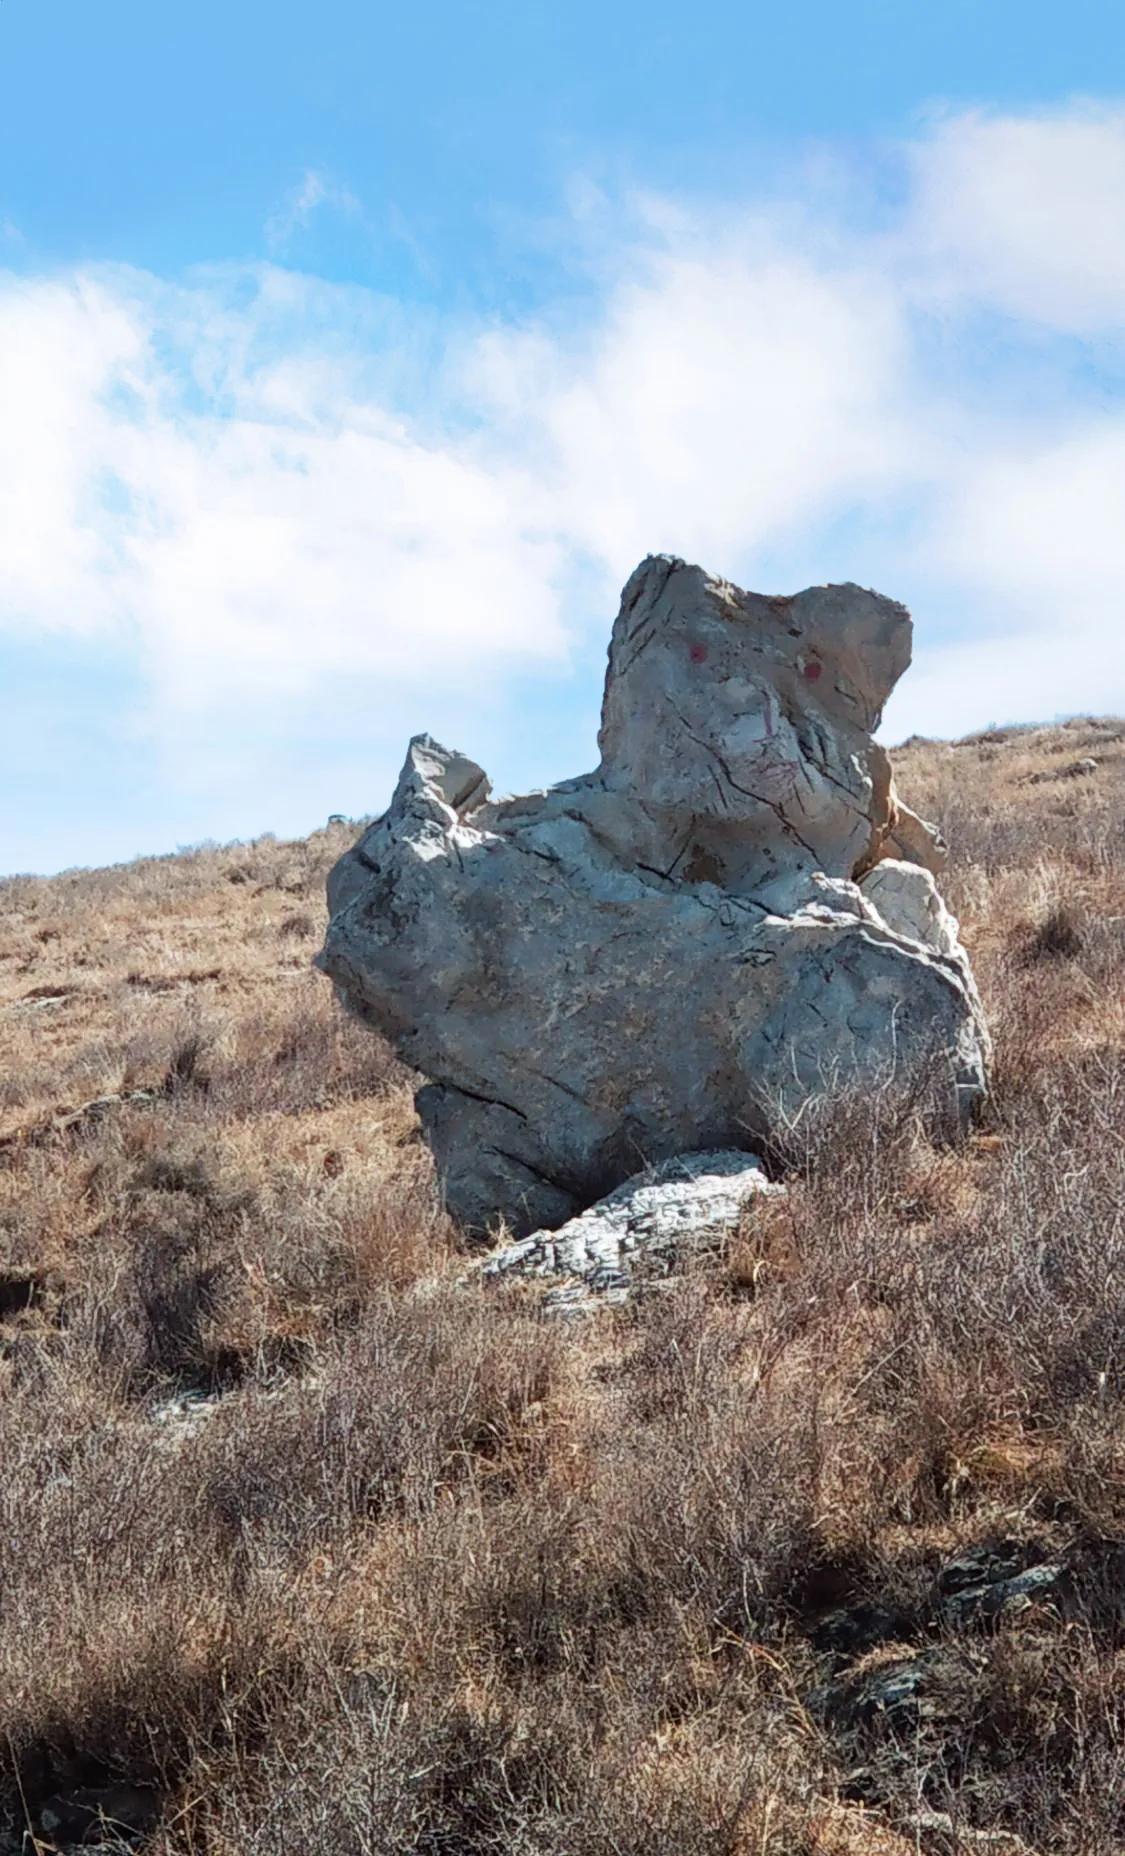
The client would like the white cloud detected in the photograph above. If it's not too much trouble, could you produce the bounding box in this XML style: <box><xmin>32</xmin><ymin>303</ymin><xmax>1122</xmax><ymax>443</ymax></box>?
<box><xmin>4</xmin><ymin>98</ymin><xmax>1125</xmax><ymax>857</ymax></box>
<box><xmin>0</xmin><ymin>273</ymin><xmax>144</xmax><ymax>633</ymax></box>
<box><xmin>265</xmin><ymin>169</ymin><xmax>361</xmax><ymax>252</ymax></box>
<box><xmin>472</xmin><ymin>236</ymin><xmax>916</xmax><ymax>570</ymax></box>
<box><xmin>0</xmin><ymin>264</ymin><xmax>571</xmax><ymax>741</ymax></box>
<box><xmin>938</xmin><ymin>424</ymin><xmax>1125</xmax><ymax>604</ymax></box>
<box><xmin>883</xmin><ymin>416</ymin><xmax>1125</xmax><ymax>737</ymax></box>
<box><xmin>906</xmin><ymin>103</ymin><xmax>1125</xmax><ymax>330</ymax></box>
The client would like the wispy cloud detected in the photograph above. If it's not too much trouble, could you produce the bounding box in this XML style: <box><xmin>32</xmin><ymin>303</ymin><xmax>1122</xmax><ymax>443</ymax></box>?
<box><xmin>265</xmin><ymin>168</ymin><xmax>362</xmax><ymax>252</ymax></box>
<box><xmin>904</xmin><ymin>102</ymin><xmax>1125</xmax><ymax>329</ymax></box>
<box><xmin>3</xmin><ymin>101</ymin><xmax>1125</xmax><ymax>851</ymax></box>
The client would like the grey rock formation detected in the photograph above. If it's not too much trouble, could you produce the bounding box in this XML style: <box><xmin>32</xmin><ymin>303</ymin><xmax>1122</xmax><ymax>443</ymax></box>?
<box><xmin>318</xmin><ymin>555</ymin><xmax>989</xmax><ymax>1235</ymax></box>
<box><xmin>482</xmin><ymin>1149</ymin><xmax>783</xmax><ymax>1309</ymax></box>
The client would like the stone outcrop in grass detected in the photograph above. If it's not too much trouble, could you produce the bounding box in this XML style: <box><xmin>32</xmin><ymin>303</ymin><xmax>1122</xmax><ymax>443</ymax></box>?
<box><xmin>481</xmin><ymin>1148</ymin><xmax>784</xmax><ymax>1312</ymax></box>
<box><xmin>318</xmin><ymin>555</ymin><xmax>989</xmax><ymax>1234</ymax></box>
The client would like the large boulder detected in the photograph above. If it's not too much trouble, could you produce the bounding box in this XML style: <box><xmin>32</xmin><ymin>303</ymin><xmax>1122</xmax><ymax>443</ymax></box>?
<box><xmin>317</xmin><ymin>556</ymin><xmax>989</xmax><ymax>1235</ymax></box>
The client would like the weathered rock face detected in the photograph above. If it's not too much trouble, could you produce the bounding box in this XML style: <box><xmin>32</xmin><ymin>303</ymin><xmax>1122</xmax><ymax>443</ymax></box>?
<box><xmin>318</xmin><ymin>556</ymin><xmax>989</xmax><ymax>1235</ymax></box>
<box><xmin>482</xmin><ymin>1150</ymin><xmax>784</xmax><ymax>1312</ymax></box>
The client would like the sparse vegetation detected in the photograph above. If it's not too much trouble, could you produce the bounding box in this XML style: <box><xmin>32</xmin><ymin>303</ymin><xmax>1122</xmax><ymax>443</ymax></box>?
<box><xmin>0</xmin><ymin>726</ymin><xmax>1123</xmax><ymax>1853</ymax></box>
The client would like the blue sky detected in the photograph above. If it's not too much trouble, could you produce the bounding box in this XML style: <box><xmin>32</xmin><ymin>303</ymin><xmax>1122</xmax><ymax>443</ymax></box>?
<box><xmin>4</xmin><ymin>2</ymin><xmax>1125</xmax><ymax>873</ymax></box>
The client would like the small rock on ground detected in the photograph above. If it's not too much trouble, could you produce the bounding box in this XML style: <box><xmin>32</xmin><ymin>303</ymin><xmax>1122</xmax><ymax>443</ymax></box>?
<box><xmin>482</xmin><ymin>1149</ymin><xmax>783</xmax><ymax>1311</ymax></box>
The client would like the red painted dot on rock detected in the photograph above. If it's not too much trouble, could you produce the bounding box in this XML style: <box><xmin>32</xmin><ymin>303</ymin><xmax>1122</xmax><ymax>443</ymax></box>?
<box><xmin>802</xmin><ymin>659</ymin><xmax>823</xmax><ymax>681</ymax></box>
<box><xmin>689</xmin><ymin>642</ymin><xmax>708</xmax><ymax>663</ymax></box>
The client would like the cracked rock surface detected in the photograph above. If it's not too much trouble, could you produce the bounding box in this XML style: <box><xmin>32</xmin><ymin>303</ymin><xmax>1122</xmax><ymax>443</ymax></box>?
<box><xmin>318</xmin><ymin>555</ymin><xmax>989</xmax><ymax>1235</ymax></box>
<box><xmin>481</xmin><ymin>1149</ymin><xmax>783</xmax><ymax>1310</ymax></box>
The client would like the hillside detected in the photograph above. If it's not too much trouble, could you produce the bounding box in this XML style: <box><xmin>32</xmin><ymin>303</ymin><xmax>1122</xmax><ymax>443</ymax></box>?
<box><xmin>0</xmin><ymin>716</ymin><xmax>1123</xmax><ymax>1854</ymax></box>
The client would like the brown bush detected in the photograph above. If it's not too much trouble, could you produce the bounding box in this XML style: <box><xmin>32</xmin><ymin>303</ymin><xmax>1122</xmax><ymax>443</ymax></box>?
<box><xmin>0</xmin><ymin>720</ymin><xmax>1123</xmax><ymax>1852</ymax></box>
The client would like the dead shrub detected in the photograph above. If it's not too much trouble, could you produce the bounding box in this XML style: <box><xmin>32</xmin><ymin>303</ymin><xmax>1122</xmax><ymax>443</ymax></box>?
<box><xmin>1</xmin><ymin>722</ymin><xmax>1124</xmax><ymax>1851</ymax></box>
<box><xmin>1025</xmin><ymin>900</ymin><xmax>1087</xmax><ymax>961</ymax></box>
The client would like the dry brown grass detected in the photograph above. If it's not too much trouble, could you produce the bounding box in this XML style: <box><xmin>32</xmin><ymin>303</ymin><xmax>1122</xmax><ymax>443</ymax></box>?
<box><xmin>0</xmin><ymin>723</ymin><xmax>1123</xmax><ymax>1853</ymax></box>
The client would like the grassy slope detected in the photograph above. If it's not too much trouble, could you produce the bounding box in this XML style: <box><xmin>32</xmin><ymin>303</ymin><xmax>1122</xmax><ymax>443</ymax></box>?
<box><xmin>0</xmin><ymin>717</ymin><xmax>1123</xmax><ymax>1854</ymax></box>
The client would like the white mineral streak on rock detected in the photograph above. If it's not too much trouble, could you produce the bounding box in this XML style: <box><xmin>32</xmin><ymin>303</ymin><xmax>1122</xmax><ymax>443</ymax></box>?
<box><xmin>482</xmin><ymin>1150</ymin><xmax>783</xmax><ymax>1306</ymax></box>
<box><xmin>317</xmin><ymin>556</ymin><xmax>990</xmax><ymax>1236</ymax></box>
<box><xmin>860</xmin><ymin>859</ymin><xmax>965</xmax><ymax>959</ymax></box>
